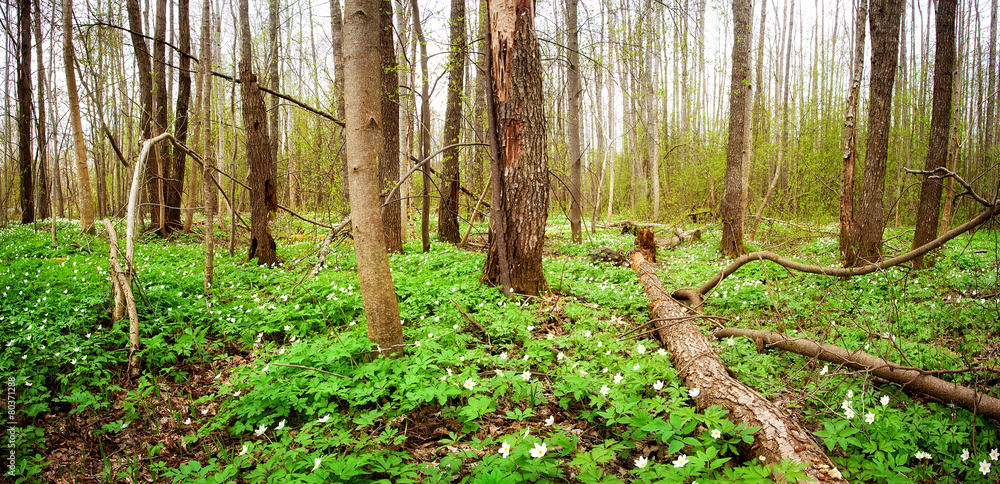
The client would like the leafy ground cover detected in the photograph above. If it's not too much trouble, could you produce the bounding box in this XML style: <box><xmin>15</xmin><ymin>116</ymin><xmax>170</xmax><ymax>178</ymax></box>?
<box><xmin>1</xmin><ymin>216</ymin><xmax>998</xmax><ymax>483</ymax></box>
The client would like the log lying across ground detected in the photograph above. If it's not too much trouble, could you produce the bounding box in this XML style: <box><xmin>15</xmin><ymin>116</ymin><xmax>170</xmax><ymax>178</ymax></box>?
<box><xmin>716</xmin><ymin>327</ymin><xmax>1000</xmax><ymax>420</ymax></box>
<box><xmin>628</xmin><ymin>251</ymin><xmax>847</xmax><ymax>483</ymax></box>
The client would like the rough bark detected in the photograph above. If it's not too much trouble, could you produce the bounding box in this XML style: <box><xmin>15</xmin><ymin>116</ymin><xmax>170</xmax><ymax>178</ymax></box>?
<box><xmin>628</xmin><ymin>251</ymin><xmax>846</xmax><ymax>483</ymax></box>
<box><xmin>480</xmin><ymin>0</ymin><xmax>549</xmax><ymax>296</ymax></box>
<box><xmin>125</xmin><ymin>0</ymin><xmax>158</xmax><ymax>228</ymax></box>
<box><xmin>719</xmin><ymin>0</ymin><xmax>752</xmax><ymax>257</ymax></box>
<box><xmin>853</xmin><ymin>0</ymin><xmax>904</xmax><ymax>265</ymax></box>
<box><xmin>840</xmin><ymin>0</ymin><xmax>867</xmax><ymax>266</ymax></box>
<box><xmin>152</xmin><ymin>0</ymin><xmax>171</xmax><ymax>234</ymax></box>
<box><xmin>380</xmin><ymin>0</ymin><xmax>402</xmax><ymax>253</ymax></box>
<box><xmin>344</xmin><ymin>0</ymin><xmax>404</xmax><ymax>354</ymax></box>
<box><xmin>167</xmin><ymin>0</ymin><xmax>192</xmax><ymax>234</ymax></box>
<box><xmin>910</xmin><ymin>0</ymin><xmax>956</xmax><ymax>269</ymax></box>
<box><xmin>240</xmin><ymin>0</ymin><xmax>279</xmax><ymax>265</ymax></box>
<box><xmin>718</xmin><ymin>327</ymin><xmax>1000</xmax><ymax>420</ymax></box>
<box><xmin>17</xmin><ymin>0</ymin><xmax>34</xmax><ymax>224</ymax></box>
<box><xmin>32</xmin><ymin>0</ymin><xmax>49</xmax><ymax>221</ymax></box>
<box><xmin>437</xmin><ymin>0</ymin><xmax>465</xmax><ymax>244</ymax></box>
<box><xmin>566</xmin><ymin>0</ymin><xmax>582</xmax><ymax>241</ymax></box>
<box><xmin>63</xmin><ymin>0</ymin><xmax>96</xmax><ymax>234</ymax></box>
<box><xmin>268</xmin><ymin>0</ymin><xmax>280</xmax><ymax>182</ymax></box>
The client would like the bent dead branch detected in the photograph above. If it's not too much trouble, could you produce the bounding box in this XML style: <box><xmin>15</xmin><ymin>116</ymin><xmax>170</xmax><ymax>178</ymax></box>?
<box><xmin>696</xmin><ymin>202</ymin><xmax>1000</xmax><ymax>296</ymax></box>
<box><xmin>715</xmin><ymin>327</ymin><xmax>1000</xmax><ymax>420</ymax></box>
<box><xmin>627</xmin><ymin>250</ymin><xmax>847</xmax><ymax>483</ymax></box>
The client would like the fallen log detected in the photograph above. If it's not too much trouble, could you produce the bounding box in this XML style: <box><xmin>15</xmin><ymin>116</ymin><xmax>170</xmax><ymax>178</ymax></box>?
<box><xmin>310</xmin><ymin>215</ymin><xmax>352</xmax><ymax>277</ymax></box>
<box><xmin>628</xmin><ymin>250</ymin><xmax>846</xmax><ymax>483</ymax></box>
<box><xmin>715</xmin><ymin>327</ymin><xmax>1000</xmax><ymax>420</ymax></box>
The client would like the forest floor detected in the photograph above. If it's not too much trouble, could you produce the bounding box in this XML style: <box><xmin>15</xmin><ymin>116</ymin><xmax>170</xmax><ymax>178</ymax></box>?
<box><xmin>1</xmin><ymin>215</ymin><xmax>998</xmax><ymax>483</ymax></box>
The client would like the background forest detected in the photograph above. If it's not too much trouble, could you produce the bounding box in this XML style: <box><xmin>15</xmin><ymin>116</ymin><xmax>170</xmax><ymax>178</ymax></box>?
<box><xmin>1</xmin><ymin>0</ymin><xmax>1000</xmax><ymax>482</ymax></box>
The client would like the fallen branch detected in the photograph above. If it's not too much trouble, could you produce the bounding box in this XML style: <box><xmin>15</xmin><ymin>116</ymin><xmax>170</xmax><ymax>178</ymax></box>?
<box><xmin>715</xmin><ymin>327</ymin><xmax>1000</xmax><ymax>420</ymax></box>
<box><xmin>627</xmin><ymin>250</ymin><xmax>846</xmax><ymax>483</ymax></box>
<box><xmin>697</xmin><ymin>202</ymin><xmax>1000</xmax><ymax>295</ymax></box>
<box><xmin>102</xmin><ymin>219</ymin><xmax>139</xmax><ymax>375</ymax></box>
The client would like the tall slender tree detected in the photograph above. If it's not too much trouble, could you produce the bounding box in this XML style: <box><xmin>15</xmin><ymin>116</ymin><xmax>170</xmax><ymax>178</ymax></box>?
<box><xmin>719</xmin><ymin>0</ymin><xmax>753</xmax><ymax>257</ymax></box>
<box><xmin>32</xmin><ymin>0</ymin><xmax>49</xmax><ymax>221</ymax></box>
<box><xmin>17</xmin><ymin>0</ymin><xmax>34</xmax><ymax>224</ymax></box>
<box><xmin>344</xmin><ymin>0</ymin><xmax>404</xmax><ymax>353</ymax></box>
<box><xmin>910</xmin><ymin>0</ymin><xmax>957</xmax><ymax>268</ymax></box>
<box><xmin>566</xmin><ymin>0</ymin><xmax>582</xmax><ymax>241</ymax></box>
<box><xmin>438</xmin><ymin>0</ymin><xmax>466</xmax><ymax>244</ymax></box>
<box><xmin>410</xmin><ymin>0</ymin><xmax>431</xmax><ymax>252</ymax></box>
<box><xmin>480</xmin><ymin>0</ymin><xmax>550</xmax><ymax>296</ymax></box>
<box><xmin>852</xmin><ymin>0</ymin><xmax>904</xmax><ymax>265</ymax></box>
<box><xmin>152</xmin><ymin>0</ymin><xmax>172</xmax><ymax>234</ymax></box>
<box><xmin>330</xmin><ymin>0</ymin><xmax>348</xmax><ymax>206</ymax></box>
<box><xmin>125</xmin><ymin>0</ymin><xmax>158</xmax><ymax>228</ymax></box>
<box><xmin>201</xmin><ymin>0</ymin><xmax>216</xmax><ymax>291</ymax></box>
<box><xmin>63</xmin><ymin>0</ymin><xmax>96</xmax><ymax>233</ymax></box>
<box><xmin>168</xmin><ymin>0</ymin><xmax>192</xmax><ymax>234</ymax></box>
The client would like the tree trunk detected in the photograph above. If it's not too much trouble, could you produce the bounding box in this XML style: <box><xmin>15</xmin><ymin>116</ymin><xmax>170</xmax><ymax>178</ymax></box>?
<box><xmin>910</xmin><ymin>0</ymin><xmax>956</xmax><ymax>269</ymax></box>
<box><xmin>152</xmin><ymin>0</ymin><xmax>172</xmax><ymax>235</ymax></box>
<box><xmin>268</xmin><ymin>0</ymin><xmax>280</xmax><ymax>189</ymax></box>
<box><xmin>840</xmin><ymin>0</ymin><xmax>867</xmax><ymax>266</ymax></box>
<box><xmin>628</xmin><ymin>251</ymin><xmax>847</xmax><ymax>483</ymax></box>
<box><xmin>125</xmin><ymin>0</ymin><xmax>158</xmax><ymax>229</ymax></box>
<box><xmin>438</xmin><ymin>0</ymin><xmax>465</xmax><ymax>244</ymax></box>
<box><xmin>240</xmin><ymin>0</ymin><xmax>279</xmax><ymax>265</ymax></box>
<box><xmin>201</xmin><ymin>0</ymin><xmax>215</xmax><ymax>291</ymax></box>
<box><xmin>17</xmin><ymin>0</ymin><xmax>34</xmax><ymax>224</ymax></box>
<box><xmin>63</xmin><ymin>0</ymin><xmax>96</xmax><ymax>234</ymax></box>
<box><xmin>480</xmin><ymin>0</ymin><xmax>549</xmax><ymax>296</ymax></box>
<box><xmin>566</xmin><ymin>0</ymin><xmax>582</xmax><ymax>241</ymax></box>
<box><xmin>380</xmin><ymin>0</ymin><xmax>402</xmax><ymax>253</ymax></box>
<box><xmin>330</xmin><ymin>0</ymin><xmax>349</xmax><ymax>207</ymax></box>
<box><xmin>344</xmin><ymin>0</ymin><xmax>404</xmax><ymax>354</ymax></box>
<box><xmin>32</xmin><ymin>0</ymin><xmax>49</xmax><ymax>221</ymax></box>
<box><xmin>719</xmin><ymin>0</ymin><xmax>752</xmax><ymax>258</ymax></box>
<box><xmin>167</xmin><ymin>0</ymin><xmax>192</xmax><ymax>234</ymax></box>
<box><xmin>411</xmin><ymin>0</ymin><xmax>431</xmax><ymax>252</ymax></box>
<box><xmin>852</xmin><ymin>0</ymin><xmax>904</xmax><ymax>265</ymax></box>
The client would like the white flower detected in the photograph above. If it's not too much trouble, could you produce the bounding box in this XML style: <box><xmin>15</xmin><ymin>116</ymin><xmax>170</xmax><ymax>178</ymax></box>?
<box><xmin>726</xmin><ymin>337</ymin><xmax>735</xmax><ymax>347</ymax></box>
<box><xmin>557</xmin><ymin>352</ymin><xmax>565</xmax><ymax>361</ymax></box>
<box><xmin>597</xmin><ymin>341</ymin><xmax>602</xmax><ymax>348</ymax></box>
<box><xmin>980</xmin><ymin>460</ymin><xmax>992</xmax><ymax>476</ymax></box>
<box><xmin>529</xmin><ymin>442</ymin><xmax>547</xmax><ymax>458</ymax></box>
<box><xmin>526</xmin><ymin>325</ymin><xmax>534</xmax><ymax>332</ymax></box>
<box><xmin>634</xmin><ymin>455</ymin><xmax>648</xmax><ymax>468</ymax></box>
<box><xmin>864</xmin><ymin>412</ymin><xmax>875</xmax><ymax>424</ymax></box>
<box><xmin>991</xmin><ymin>448</ymin><xmax>999</xmax><ymax>461</ymax></box>
<box><xmin>184</xmin><ymin>418</ymin><xmax>191</xmax><ymax>425</ymax></box>
<box><xmin>496</xmin><ymin>369</ymin><xmax>505</xmax><ymax>377</ymax></box>
<box><xmin>689</xmin><ymin>388</ymin><xmax>700</xmax><ymax>398</ymax></box>
<box><xmin>657</xmin><ymin>348</ymin><xmax>667</xmax><ymax>356</ymax></box>
<box><xmin>275</xmin><ymin>419</ymin><xmax>286</xmax><ymax>430</ymax></box>
<box><xmin>233</xmin><ymin>391</ymin><xmax>241</xmax><ymax>397</ymax></box>
<box><xmin>313</xmin><ymin>456</ymin><xmax>322</xmax><ymax>472</ymax></box>
<box><xmin>523</xmin><ymin>355</ymin><xmax>530</xmax><ymax>361</ymax></box>
<box><xmin>605</xmin><ymin>350</ymin><xmax>611</xmax><ymax>355</ymax></box>
<box><xmin>447</xmin><ymin>368</ymin><xmax>453</xmax><ymax>376</ymax></box>
<box><xmin>414</xmin><ymin>341</ymin><xmax>421</xmax><ymax>347</ymax></box>
<box><xmin>499</xmin><ymin>440</ymin><xmax>511</xmax><ymax>458</ymax></box>
<box><xmin>463</xmin><ymin>378</ymin><xmax>476</xmax><ymax>390</ymax></box>
<box><xmin>636</xmin><ymin>344</ymin><xmax>646</xmax><ymax>355</ymax></box>
<box><xmin>544</xmin><ymin>416</ymin><xmax>554</xmax><ymax>426</ymax></box>
<box><xmin>844</xmin><ymin>407</ymin><xmax>855</xmax><ymax>419</ymax></box>
<box><xmin>711</xmin><ymin>429</ymin><xmax>722</xmax><ymax>439</ymax></box>
<box><xmin>613</xmin><ymin>373</ymin><xmax>623</xmax><ymax>384</ymax></box>
<box><xmin>962</xmin><ymin>449</ymin><xmax>970</xmax><ymax>462</ymax></box>
<box><xmin>500</xmin><ymin>352</ymin><xmax>508</xmax><ymax>360</ymax></box>
<box><xmin>584</xmin><ymin>330</ymin><xmax>592</xmax><ymax>338</ymax></box>
<box><xmin>522</xmin><ymin>370</ymin><xmax>531</xmax><ymax>381</ymax></box>
<box><xmin>600</xmin><ymin>385</ymin><xmax>610</xmax><ymax>396</ymax></box>
<box><xmin>632</xmin><ymin>364</ymin><xmax>640</xmax><ymax>371</ymax></box>
<box><xmin>278</xmin><ymin>348</ymin><xmax>285</xmax><ymax>355</ymax></box>
<box><xmin>254</xmin><ymin>424</ymin><xmax>267</xmax><ymax>436</ymax></box>
<box><xmin>460</xmin><ymin>356</ymin><xmax>465</xmax><ymax>362</ymax></box>
<box><xmin>239</xmin><ymin>444</ymin><xmax>249</xmax><ymax>456</ymax></box>
<box><xmin>284</xmin><ymin>325</ymin><xmax>291</xmax><ymax>331</ymax></box>
<box><xmin>880</xmin><ymin>395</ymin><xmax>890</xmax><ymax>406</ymax></box>
<box><xmin>546</xmin><ymin>333</ymin><xmax>554</xmax><ymax>340</ymax></box>
<box><xmin>846</xmin><ymin>390</ymin><xmax>854</xmax><ymax>399</ymax></box>
<box><xmin>318</xmin><ymin>415</ymin><xmax>331</xmax><ymax>423</ymax></box>
<box><xmin>653</xmin><ymin>380</ymin><xmax>664</xmax><ymax>391</ymax></box>
<box><xmin>819</xmin><ymin>365</ymin><xmax>828</xmax><ymax>376</ymax></box>
<box><xmin>262</xmin><ymin>365</ymin><xmax>269</xmax><ymax>372</ymax></box>
<box><xmin>672</xmin><ymin>454</ymin><xmax>690</xmax><ymax>467</ymax></box>
<box><xmin>602</xmin><ymin>367</ymin><xmax>609</xmax><ymax>373</ymax></box>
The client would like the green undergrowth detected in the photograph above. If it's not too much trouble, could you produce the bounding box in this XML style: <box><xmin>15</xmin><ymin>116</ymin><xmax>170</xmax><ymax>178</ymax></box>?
<box><xmin>0</xmin><ymin>216</ymin><xmax>998</xmax><ymax>483</ymax></box>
